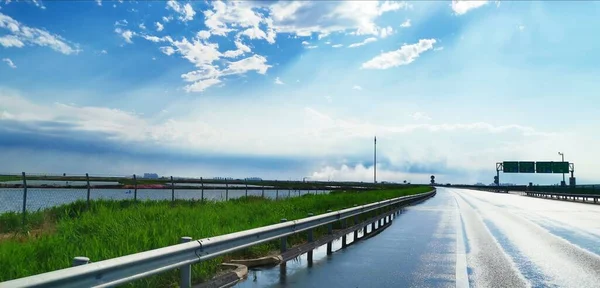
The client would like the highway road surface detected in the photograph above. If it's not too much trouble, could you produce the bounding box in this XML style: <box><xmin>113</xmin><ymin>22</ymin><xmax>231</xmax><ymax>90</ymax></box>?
<box><xmin>235</xmin><ymin>187</ymin><xmax>600</xmax><ymax>288</ymax></box>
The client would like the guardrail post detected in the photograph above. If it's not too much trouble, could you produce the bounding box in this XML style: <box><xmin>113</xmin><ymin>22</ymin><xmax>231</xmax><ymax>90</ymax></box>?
<box><xmin>86</xmin><ymin>173</ymin><xmax>91</xmax><ymax>208</ymax></box>
<box><xmin>72</xmin><ymin>256</ymin><xmax>90</xmax><ymax>267</ymax></box>
<box><xmin>171</xmin><ymin>176</ymin><xmax>175</xmax><ymax>202</ymax></box>
<box><xmin>133</xmin><ymin>174</ymin><xmax>137</xmax><ymax>202</ymax></box>
<box><xmin>21</xmin><ymin>172</ymin><xmax>27</xmax><ymax>227</ymax></box>
<box><xmin>307</xmin><ymin>213</ymin><xmax>314</xmax><ymax>265</ymax></box>
<box><xmin>201</xmin><ymin>177</ymin><xmax>204</xmax><ymax>201</ymax></box>
<box><xmin>180</xmin><ymin>237</ymin><xmax>192</xmax><ymax>288</ymax></box>
<box><xmin>326</xmin><ymin>210</ymin><xmax>333</xmax><ymax>255</ymax></box>
<box><xmin>280</xmin><ymin>219</ymin><xmax>287</xmax><ymax>253</ymax></box>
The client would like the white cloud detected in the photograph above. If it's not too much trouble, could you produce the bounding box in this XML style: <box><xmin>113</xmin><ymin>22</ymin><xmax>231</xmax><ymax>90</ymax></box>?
<box><xmin>379</xmin><ymin>26</ymin><xmax>393</xmax><ymax>38</ymax></box>
<box><xmin>166</xmin><ymin>0</ymin><xmax>196</xmax><ymax>22</ymax></box>
<box><xmin>95</xmin><ymin>0</ymin><xmax>102</xmax><ymax>6</ymax></box>
<box><xmin>100</xmin><ymin>49</ymin><xmax>107</xmax><ymax>54</ymax></box>
<box><xmin>332</xmin><ymin>44</ymin><xmax>343</xmax><ymax>48</ymax></box>
<box><xmin>518</xmin><ymin>25</ymin><xmax>525</xmax><ymax>31</ymax></box>
<box><xmin>434</xmin><ymin>46</ymin><xmax>444</xmax><ymax>51</ymax></box>
<box><xmin>0</xmin><ymin>35</ymin><xmax>24</xmax><ymax>47</ymax></box>
<box><xmin>301</xmin><ymin>40</ymin><xmax>310</xmax><ymax>46</ymax></box>
<box><xmin>204</xmin><ymin>1</ymin><xmax>276</xmax><ymax>44</ymax></box>
<box><xmin>160</xmin><ymin>46</ymin><xmax>176</xmax><ymax>56</ymax></box>
<box><xmin>311</xmin><ymin>164</ymin><xmax>420</xmax><ymax>183</ymax></box>
<box><xmin>156</xmin><ymin>22</ymin><xmax>164</xmax><ymax>32</ymax></box>
<box><xmin>325</xmin><ymin>41</ymin><xmax>331</xmax><ymax>45</ymax></box>
<box><xmin>168</xmin><ymin>34</ymin><xmax>271</xmax><ymax>92</ymax></box>
<box><xmin>183</xmin><ymin>78</ymin><xmax>222</xmax><ymax>93</ymax></box>
<box><xmin>222</xmin><ymin>54</ymin><xmax>271</xmax><ymax>76</ymax></box>
<box><xmin>362</xmin><ymin>39</ymin><xmax>436</xmax><ymax>69</ymax></box>
<box><xmin>115</xmin><ymin>27</ymin><xmax>135</xmax><ymax>43</ymax></box>
<box><xmin>222</xmin><ymin>40</ymin><xmax>251</xmax><ymax>58</ymax></box>
<box><xmin>31</xmin><ymin>0</ymin><xmax>45</xmax><ymax>9</ymax></box>
<box><xmin>2</xmin><ymin>58</ymin><xmax>16</xmax><ymax>68</ymax></box>
<box><xmin>306</xmin><ymin>45</ymin><xmax>318</xmax><ymax>49</ymax></box>
<box><xmin>400</xmin><ymin>19</ymin><xmax>411</xmax><ymax>28</ymax></box>
<box><xmin>274</xmin><ymin>77</ymin><xmax>284</xmax><ymax>85</ymax></box>
<box><xmin>196</xmin><ymin>30</ymin><xmax>210</xmax><ymax>40</ymax></box>
<box><xmin>451</xmin><ymin>0</ymin><xmax>487</xmax><ymax>15</ymax></box>
<box><xmin>139</xmin><ymin>23</ymin><xmax>146</xmax><ymax>30</ymax></box>
<box><xmin>269</xmin><ymin>1</ymin><xmax>410</xmax><ymax>37</ymax></box>
<box><xmin>352</xmin><ymin>85</ymin><xmax>362</xmax><ymax>90</ymax></box>
<box><xmin>411</xmin><ymin>112</ymin><xmax>431</xmax><ymax>121</ymax></box>
<box><xmin>115</xmin><ymin>19</ymin><xmax>128</xmax><ymax>26</ymax></box>
<box><xmin>0</xmin><ymin>12</ymin><xmax>79</xmax><ymax>54</ymax></box>
<box><xmin>162</xmin><ymin>16</ymin><xmax>173</xmax><ymax>23</ymax></box>
<box><xmin>348</xmin><ymin>37</ymin><xmax>377</xmax><ymax>48</ymax></box>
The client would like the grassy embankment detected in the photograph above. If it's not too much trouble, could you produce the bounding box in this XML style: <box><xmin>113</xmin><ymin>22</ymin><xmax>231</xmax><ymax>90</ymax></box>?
<box><xmin>0</xmin><ymin>186</ymin><xmax>431</xmax><ymax>287</ymax></box>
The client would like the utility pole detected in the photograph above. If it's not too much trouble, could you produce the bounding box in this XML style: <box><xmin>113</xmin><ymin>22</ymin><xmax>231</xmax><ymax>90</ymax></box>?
<box><xmin>374</xmin><ymin>136</ymin><xmax>377</xmax><ymax>184</ymax></box>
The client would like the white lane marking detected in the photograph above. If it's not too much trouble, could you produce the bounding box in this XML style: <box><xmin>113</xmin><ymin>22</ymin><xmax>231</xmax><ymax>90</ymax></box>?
<box><xmin>455</xmin><ymin>201</ymin><xmax>469</xmax><ymax>288</ymax></box>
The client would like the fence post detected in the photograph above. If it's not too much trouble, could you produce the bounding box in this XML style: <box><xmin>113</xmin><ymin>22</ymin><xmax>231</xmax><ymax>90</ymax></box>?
<box><xmin>262</xmin><ymin>180</ymin><xmax>265</xmax><ymax>198</ymax></box>
<box><xmin>201</xmin><ymin>177</ymin><xmax>204</xmax><ymax>201</ymax></box>
<box><xmin>86</xmin><ymin>173</ymin><xmax>91</xmax><ymax>208</ymax></box>
<box><xmin>326</xmin><ymin>209</ymin><xmax>333</xmax><ymax>255</ymax></box>
<box><xmin>342</xmin><ymin>216</ymin><xmax>347</xmax><ymax>248</ymax></box>
<box><xmin>21</xmin><ymin>172</ymin><xmax>27</xmax><ymax>227</ymax></box>
<box><xmin>72</xmin><ymin>257</ymin><xmax>90</xmax><ymax>267</ymax></box>
<box><xmin>353</xmin><ymin>204</ymin><xmax>358</xmax><ymax>241</ymax></box>
<box><xmin>171</xmin><ymin>176</ymin><xmax>175</xmax><ymax>202</ymax></box>
<box><xmin>280</xmin><ymin>219</ymin><xmax>287</xmax><ymax>253</ymax></box>
<box><xmin>307</xmin><ymin>213</ymin><xmax>314</xmax><ymax>264</ymax></box>
<box><xmin>225</xmin><ymin>180</ymin><xmax>229</xmax><ymax>201</ymax></box>
<box><xmin>288</xmin><ymin>187</ymin><xmax>291</xmax><ymax>198</ymax></box>
<box><xmin>133</xmin><ymin>174</ymin><xmax>137</xmax><ymax>202</ymax></box>
<box><xmin>180</xmin><ymin>236</ymin><xmax>192</xmax><ymax>288</ymax></box>
<box><xmin>245</xmin><ymin>183</ymin><xmax>248</xmax><ymax>198</ymax></box>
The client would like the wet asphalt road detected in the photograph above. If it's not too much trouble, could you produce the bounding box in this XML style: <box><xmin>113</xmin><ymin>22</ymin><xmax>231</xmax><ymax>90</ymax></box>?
<box><xmin>234</xmin><ymin>188</ymin><xmax>600</xmax><ymax>288</ymax></box>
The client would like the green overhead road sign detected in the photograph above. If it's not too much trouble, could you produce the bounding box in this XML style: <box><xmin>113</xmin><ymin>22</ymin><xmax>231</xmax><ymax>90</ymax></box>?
<box><xmin>503</xmin><ymin>161</ymin><xmax>519</xmax><ymax>173</ymax></box>
<box><xmin>552</xmin><ymin>162</ymin><xmax>570</xmax><ymax>173</ymax></box>
<box><xmin>536</xmin><ymin>162</ymin><xmax>553</xmax><ymax>173</ymax></box>
<box><xmin>519</xmin><ymin>162</ymin><xmax>535</xmax><ymax>173</ymax></box>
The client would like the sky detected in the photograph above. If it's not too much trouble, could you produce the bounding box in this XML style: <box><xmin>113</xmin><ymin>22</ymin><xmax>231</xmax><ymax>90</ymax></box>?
<box><xmin>1</xmin><ymin>0</ymin><xmax>599</xmax><ymax>185</ymax></box>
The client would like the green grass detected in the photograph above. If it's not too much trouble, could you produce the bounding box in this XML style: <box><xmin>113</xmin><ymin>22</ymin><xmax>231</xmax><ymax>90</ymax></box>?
<box><xmin>0</xmin><ymin>175</ymin><xmax>21</xmax><ymax>182</ymax></box>
<box><xmin>0</xmin><ymin>186</ymin><xmax>431</xmax><ymax>287</ymax></box>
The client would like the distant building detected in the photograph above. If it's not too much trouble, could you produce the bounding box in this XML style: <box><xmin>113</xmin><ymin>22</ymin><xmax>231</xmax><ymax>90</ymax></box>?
<box><xmin>143</xmin><ymin>173</ymin><xmax>159</xmax><ymax>179</ymax></box>
<box><xmin>244</xmin><ymin>177</ymin><xmax>262</xmax><ymax>181</ymax></box>
<box><xmin>213</xmin><ymin>177</ymin><xmax>234</xmax><ymax>180</ymax></box>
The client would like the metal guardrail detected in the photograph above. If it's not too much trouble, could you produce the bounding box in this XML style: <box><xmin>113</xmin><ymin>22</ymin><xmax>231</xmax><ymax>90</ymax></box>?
<box><xmin>0</xmin><ymin>190</ymin><xmax>436</xmax><ymax>288</ymax></box>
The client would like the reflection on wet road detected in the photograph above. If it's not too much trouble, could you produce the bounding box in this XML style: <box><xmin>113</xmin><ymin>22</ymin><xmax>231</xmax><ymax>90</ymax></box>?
<box><xmin>234</xmin><ymin>188</ymin><xmax>600</xmax><ymax>288</ymax></box>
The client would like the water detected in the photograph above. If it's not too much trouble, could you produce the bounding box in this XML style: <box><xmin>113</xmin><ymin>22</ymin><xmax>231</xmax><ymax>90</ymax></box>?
<box><xmin>0</xmin><ymin>188</ymin><xmax>328</xmax><ymax>213</ymax></box>
<box><xmin>0</xmin><ymin>180</ymin><xmax>120</xmax><ymax>186</ymax></box>
<box><xmin>234</xmin><ymin>193</ymin><xmax>454</xmax><ymax>288</ymax></box>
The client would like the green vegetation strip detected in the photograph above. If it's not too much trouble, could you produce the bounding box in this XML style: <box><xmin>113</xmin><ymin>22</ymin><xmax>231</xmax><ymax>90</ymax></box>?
<box><xmin>0</xmin><ymin>186</ymin><xmax>431</xmax><ymax>287</ymax></box>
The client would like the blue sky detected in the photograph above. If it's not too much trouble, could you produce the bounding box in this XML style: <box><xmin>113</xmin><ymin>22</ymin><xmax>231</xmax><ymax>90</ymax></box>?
<box><xmin>1</xmin><ymin>0</ymin><xmax>599</xmax><ymax>184</ymax></box>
